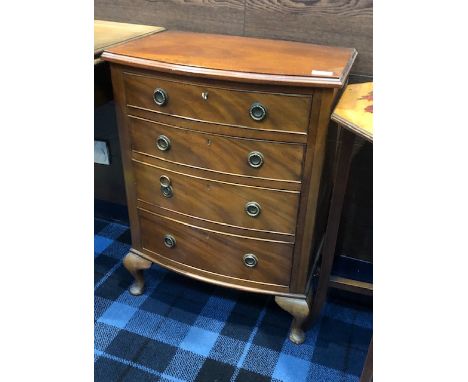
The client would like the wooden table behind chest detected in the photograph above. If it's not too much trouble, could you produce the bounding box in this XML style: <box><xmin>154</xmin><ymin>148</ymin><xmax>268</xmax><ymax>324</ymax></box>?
<box><xmin>102</xmin><ymin>31</ymin><xmax>356</xmax><ymax>344</ymax></box>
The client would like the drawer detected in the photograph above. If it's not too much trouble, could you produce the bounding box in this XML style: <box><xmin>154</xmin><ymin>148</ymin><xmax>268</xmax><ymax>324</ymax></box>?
<box><xmin>133</xmin><ymin>160</ymin><xmax>300</xmax><ymax>234</ymax></box>
<box><xmin>129</xmin><ymin>117</ymin><xmax>305</xmax><ymax>182</ymax></box>
<box><xmin>124</xmin><ymin>73</ymin><xmax>311</xmax><ymax>133</ymax></box>
<box><xmin>138</xmin><ymin>210</ymin><xmax>293</xmax><ymax>286</ymax></box>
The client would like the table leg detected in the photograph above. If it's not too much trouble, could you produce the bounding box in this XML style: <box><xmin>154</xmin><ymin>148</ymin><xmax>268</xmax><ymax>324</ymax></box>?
<box><xmin>310</xmin><ymin>127</ymin><xmax>356</xmax><ymax>324</ymax></box>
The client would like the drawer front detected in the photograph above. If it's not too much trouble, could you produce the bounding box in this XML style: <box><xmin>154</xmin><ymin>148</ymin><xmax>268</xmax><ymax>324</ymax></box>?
<box><xmin>124</xmin><ymin>73</ymin><xmax>311</xmax><ymax>133</ymax></box>
<box><xmin>139</xmin><ymin>211</ymin><xmax>293</xmax><ymax>286</ymax></box>
<box><xmin>129</xmin><ymin>117</ymin><xmax>305</xmax><ymax>182</ymax></box>
<box><xmin>133</xmin><ymin>160</ymin><xmax>300</xmax><ymax>234</ymax></box>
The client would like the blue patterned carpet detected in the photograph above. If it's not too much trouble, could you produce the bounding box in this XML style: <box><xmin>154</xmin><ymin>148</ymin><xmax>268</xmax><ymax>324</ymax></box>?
<box><xmin>94</xmin><ymin>217</ymin><xmax>372</xmax><ymax>382</ymax></box>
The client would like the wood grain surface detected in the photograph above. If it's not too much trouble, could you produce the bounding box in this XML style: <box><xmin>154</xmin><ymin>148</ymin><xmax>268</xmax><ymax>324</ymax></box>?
<box><xmin>129</xmin><ymin>116</ymin><xmax>305</xmax><ymax>182</ymax></box>
<box><xmin>94</xmin><ymin>19</ymin><xmax>165</xmax><ymax>58</ymax></box>
<box><xmin>104</xmin><ymin>31</ymin><xmax>356</xmax><ymax>87</ymax></box>
<box><xmin>94</xmin><ymin>0</ymin><xmax>245</xmax><ymax>36</ymax></box>
<box><xmin>95</xmin><ymin>1</ymin><xmax>372</xmax><ymax>76</ymax></box>
<box><xmin>332</xmin><ymin>82</ymin><xmax>373</xmax><ymax>141</ymax></box>
<box><xmin>132</xmin><ymin>159</ymin><xmax>301</xmax><ymax>234</ymax></box>
<box><xmin>123</xmin><ymin>71</ymin><xmax>312</xmax><ymax>131</ymax></box>
<box><xmin>244</xmin><ymin>0</ymin><xmax>372</xmax><ymax>75</ymax></box>
<box><xmin>138</xmin><ymin>208</ymin><xmax>293</xmax><ymax>286</ymax></box>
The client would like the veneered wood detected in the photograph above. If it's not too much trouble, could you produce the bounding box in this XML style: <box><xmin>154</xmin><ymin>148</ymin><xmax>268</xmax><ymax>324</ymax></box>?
<box><xmin>132</xmin><ymin>151</ymin><xmax>301</xmax><ymax>192</ymax></box>
<box><xmin>102</xmin><ymin>31</ymin><xmax>357</xmax><ymax>87</ymax></box>
<box><xmin>138</xmin><ymin>209</ymin><xmax>293</xmax><ymax>286</ymax></box>
<box><xmin>124</xmin><ymin>72</ymin><xmax>312</xmax><ymax>132</ymax></box>
<box><xmin>110</xmin><ymin>65</ymin><xmax>142</xmax><ymax>249</ymax></box>
<box><xmin>331</xmin><ymin>82</ymin><xmax>373</xmax><ymax>141</ymax></box>
<box><xmin>132</xmin><ymin>159</ymin><xmax>300</xmax><ymax>234</ymax></box>
<box><xmin>290</xmin><ymin>88</ymin><xmax>336</xmax><ymax>293</ymax></box>
<box><xmin>129</xmin><ymin>117</ymin><xmax>305</xmax><ymax>182</ymax></box>
<box><xmin>137</xmin><ymin>200</ymin><xmax>295</xmax><ymax>243</ymax></box>
<box><xmin>94</xmin><ymin>20</ymin><xmax>165</xmax><ymax>59</ymax></box>
<box><xmin>128</xmin><ymin>110</ymin><xmax>308</xmax><ymax>144</ymax></box>
<box><xmin>107</xmin><ymin>33</ymin><xmax>356</xmax><ymax>344</ymax></box>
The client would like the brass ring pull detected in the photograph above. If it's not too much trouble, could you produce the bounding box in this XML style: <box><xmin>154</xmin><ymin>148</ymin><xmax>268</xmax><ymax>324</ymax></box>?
<box><xmin>163</xmin><ymin>234</ymin><xmax>176</xmax><ymax>248</ymax></box>
<box><xmin>245</xmin><ymin>201</ymin><xmax>261</xmax><ymax>217</ymax></box>
<box><xmin>159</xmin><ymin>175</ymin><xmax>171</xmax><ymax>188</ymax></box>
<box><xmin>153</xmin><ymin>88</ymin><xmax>168</xmax><ymax>106</ymax></box>
<box><xmin>247</xmin><ymin>151</ymin><xmax>264</xmax><ymax>168</ymax></box>
<box><xmin>156</xmin><ymin>135</ymin><xmax>171</xmax><ymax>151</ymax></box>
<box><xmin>243</xmin><ymin>253</ymin><xmax>258</xmax><ymax>268</ymax></box>
<box><xmin>161</xmin><ymin>185</ymin><xmax>173</xmax><ymax>198</ymax></box>
<box><xmin>249</xmin><ymin>102</ymin><xmax>267</xmax><ymax>121</ymax></box>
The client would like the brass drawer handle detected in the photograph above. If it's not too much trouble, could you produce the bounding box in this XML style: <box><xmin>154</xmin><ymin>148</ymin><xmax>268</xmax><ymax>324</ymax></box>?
<box><xmin>245</xmin><ymin>201</ymin><xmax>261</xmax><ymax>217</ymax></box>
<box><xmin>249</xmin><ymin>102</ymin><xmax>267</xmax><ymax>121</ymax></box>
<box><xmin>247</xmin><ymin>151</ymin><xmax>264</xmax><ymax>168</ymax></box>
<box><xmin>163</xmin><ymin>234</ymin><xmax>176</xmax><ymax>248</ymax></box>
<box><xmin>243</xmin><ymin>253</ymin><xmax>258</xmax><ymax>268</ymax></box>
<box><xmin>156</xmin><ymin>135</ymin><xmax>171</xmax><ymax>151</ymax></box>
<box><xmin>159</xmin><ymin>175</ymin><xmax>171</xmax><ymax>188</ymax></box>
<box><xmin>161</xmin><ymin>185</ymin><xmax>173</xmax><ymax>198</ymax></box>
<box><xmin>153</xmin><ymin>88</ymin><xmax>168</xmax><ymax>106</ymax></box>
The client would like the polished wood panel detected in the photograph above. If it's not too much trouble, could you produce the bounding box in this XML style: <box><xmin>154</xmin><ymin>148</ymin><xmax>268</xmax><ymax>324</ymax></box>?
<box><xmin>106</xmin><ymin>30</ymin><xmax>357</xmax><ymax>344</ymax></box>
<box><xmin>103</xmin><ymin>31</ymin><xmax>357</xmax><ymax>87</ymax></box>
<box><xmin>94</xmin><ymin>20</ymin><xmax>165</xmax><ymax>59</ymax></box>
<box><xmin>332</xmin><ymin>82</ymin><xmax>373</xmax><ymax>142</ymax></box>
<box><xmin>137</xmin><ymin>200</ymin><xmax>294</xmax><ymax>243</ymax></box>
<box><xmin>129</xmin><ymin>117</ymin><xmax>305</xmax><ymax>182</ymax></box>
<box><xmin>138</xmin><ymin>209</ymin><xmax>293</xmax><ymax>286</ymax></box>
<box><xmin>132</xmin><ymin>151</ymin><xmax>301</xmax><ymax>192</ymax></box>
<box><xmin>128</xmin><ymin>110</ymin><xmax>308</xmax><ymax>144</ymax></box>
<box><xmin>124</xmin><ymin>72</ymin><xmax>312</xmax><ymax>132</ymax></box>
<box><xmin>132</xmin><ymin>159</ymin><xmax>300</xmax><ymax>234</ymax></box>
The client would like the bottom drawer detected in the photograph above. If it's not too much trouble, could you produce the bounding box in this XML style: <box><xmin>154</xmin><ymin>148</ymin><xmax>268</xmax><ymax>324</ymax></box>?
<box><xmin>138</xmin><ymin>209</ymin><xmax>293</xmax><ymax>287</ymax></box>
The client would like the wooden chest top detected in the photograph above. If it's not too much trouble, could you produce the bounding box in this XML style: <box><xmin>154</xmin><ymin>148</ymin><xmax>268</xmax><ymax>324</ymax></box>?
<box><xmin>101</xmin><ymin>31</ymin><xmax>357</xmax><ymax>87</ymax></box>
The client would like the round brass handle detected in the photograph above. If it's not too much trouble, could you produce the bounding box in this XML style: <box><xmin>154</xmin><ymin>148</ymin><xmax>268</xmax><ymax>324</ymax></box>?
<box><xmin>156</xmin><ymin>135</ymin><xmax>171</xmax><ymax>151</ymax></box>
<box><xmin>161</xmin><ymin>185</ymin><xmax>173</xmax><ymax>198</ymax></box>
<box><xmin>243</xmin><ymin>253</ymin><xmax>258</xmax><ymax>268</ymax></box>
<box><xmin>247</xmin><ymin>151</ymin><xmax>264</xmax><ymax>168</ymax></box>
<box><xmin>249</xmin><ymin>102</ymin><xmax>267</xmax><ymax>121</ymax></box>
<box><xmin>153</xmin><ymin>88</ymin><xmax>168</xmax><ymax>106</ymax></box>
<box><xmin>163</xmin><ymin>234</ymin><xmax>176</xmax><ymax>248</ymax></box>
<box><xmin>160</xmin><ymin>175</ymin><xmax>171</xmax><ymax>188</ymax></box>
<box><xmin>245</xmin><ymin>201</ymin><xmax>261</xmax><ymax>217</ymax></box>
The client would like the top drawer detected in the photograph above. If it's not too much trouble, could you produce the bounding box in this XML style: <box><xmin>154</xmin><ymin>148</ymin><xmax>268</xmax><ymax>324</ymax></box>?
<box><xmin>124</xmin><ymin>73</ymin><xmax>311</xmax><ymax>133</ymax></box>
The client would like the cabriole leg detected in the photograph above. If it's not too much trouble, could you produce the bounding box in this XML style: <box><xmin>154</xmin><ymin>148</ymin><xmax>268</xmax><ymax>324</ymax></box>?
<box><xmin>123</xmin><ymin>251</ymin><xmax>152</xmax><ymax>296</ymax></box>
<box><xmin>275</xmin><ymin>296</ymin><xmax>310</xmax><ymax>344</ymax></box>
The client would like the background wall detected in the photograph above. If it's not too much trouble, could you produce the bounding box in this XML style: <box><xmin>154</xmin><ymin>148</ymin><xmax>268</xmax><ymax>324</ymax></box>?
<box><xmin>94</xmin><ymin>0</ymin><xmax>373</xmax><ymax>263</ymax></box>
<box><xmin>95</xmin><ymin>0</ymin><xmax>372</xmax><ymax>79</ymax></box>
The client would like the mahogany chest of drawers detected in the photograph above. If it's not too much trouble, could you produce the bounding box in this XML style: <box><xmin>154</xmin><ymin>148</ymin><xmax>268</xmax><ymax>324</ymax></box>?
<box><xmin>102</xmin><ymin>31</ymin><xmax>356</xmax><ymax>344</ymax></box>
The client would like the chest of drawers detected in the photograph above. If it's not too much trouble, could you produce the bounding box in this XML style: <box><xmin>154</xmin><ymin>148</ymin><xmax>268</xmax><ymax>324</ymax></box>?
<box><xmin>102</xmin><ymin>31</ymin><xmax>356</xmax><ymax>344</ymax></box>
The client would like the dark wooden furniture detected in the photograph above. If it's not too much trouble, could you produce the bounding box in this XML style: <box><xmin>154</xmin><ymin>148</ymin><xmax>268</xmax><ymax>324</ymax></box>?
<box><xmin>311</xmin><ymin>82</ymin><xmax>373</xmax><ymax>323</ymax></box>
<box><xmin>102</xmin><ymin>31</ymin><xmax>356</xmax><ymax>344</ymax></box>
<box><xmin>310</xmin><ymin>82</ymin><xmax>373</xmax><ymax>375</ymax></box>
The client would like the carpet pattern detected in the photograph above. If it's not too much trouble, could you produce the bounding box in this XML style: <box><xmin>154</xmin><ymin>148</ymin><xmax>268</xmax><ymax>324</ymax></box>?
<box><xmin>95</xmin><ymin>218</ymin><xmax>372</xmax><ymax>382</ymax></box>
